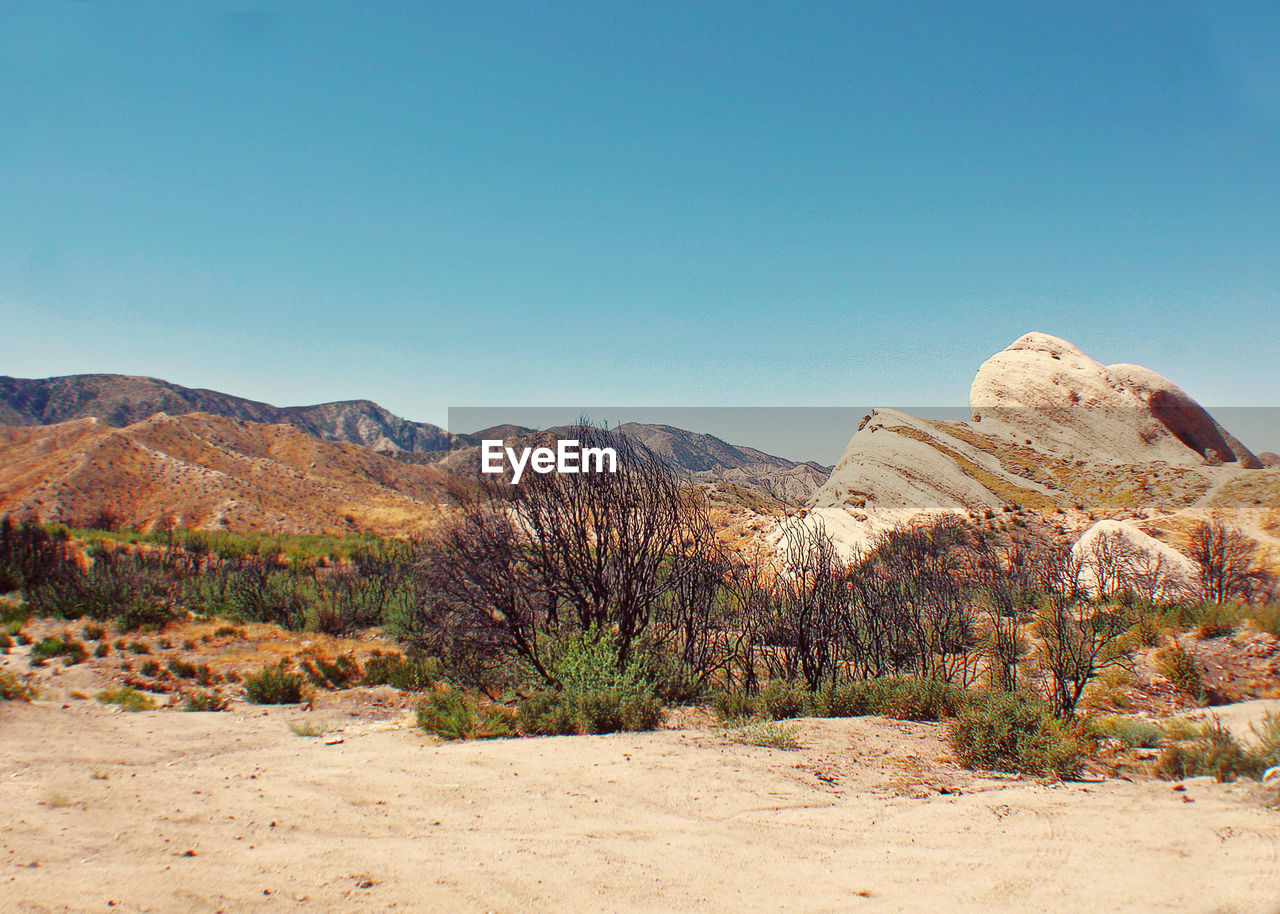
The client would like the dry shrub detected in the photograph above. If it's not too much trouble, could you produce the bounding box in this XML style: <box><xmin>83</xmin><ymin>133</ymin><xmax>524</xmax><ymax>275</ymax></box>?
<box><xmin>947</xmin><ymin>691</ymin><xmax>1086</xmax><ymax>778</ymax></box>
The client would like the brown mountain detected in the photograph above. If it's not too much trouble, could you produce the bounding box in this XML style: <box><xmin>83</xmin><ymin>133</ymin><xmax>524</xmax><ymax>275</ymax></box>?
<box><xmin>0</xmin><ymin>413</ymin><xmax>452</xmax><ymax>536</ymax></box>
<box><xmin>0</xmin><ymin>374</ymin><xmax>455</xmax><ymax>455</ymax></box>
<box><xmin>614</xmin><ymin>423</ymin><xmax>831</xmax><ymax>501</ymax></box>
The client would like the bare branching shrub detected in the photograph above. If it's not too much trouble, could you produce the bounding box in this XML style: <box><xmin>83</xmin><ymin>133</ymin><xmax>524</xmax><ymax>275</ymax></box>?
<box><xmin>1188</xmin><ymin>520</ymin><xmax>1261</xmax><ymax>605</ymax></box>
<box><xmin>410</xmin><ymin>422</ymin><xmax>726</xmax><ymax>690</ymax></box>
<box><xmin>1034</xmin><ymin>596</ymin><xmax>1130</xmax><ymax>717</ymax></box>
<box><xmin>228</xmin><ymin>559</ymin><xmax>308</xmax><ymax>630</ymax></box>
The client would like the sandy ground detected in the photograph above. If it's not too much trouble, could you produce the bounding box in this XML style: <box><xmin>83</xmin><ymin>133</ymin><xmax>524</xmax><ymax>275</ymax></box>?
<box><xmin>2</xmin><ymin>701</ymin><xmax>1279</xmax><ymax>914</ymax></box>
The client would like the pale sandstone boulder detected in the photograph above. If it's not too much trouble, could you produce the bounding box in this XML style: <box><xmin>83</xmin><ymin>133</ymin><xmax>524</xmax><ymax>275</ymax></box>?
<box><xmin>804</xmin><ymin>332</ymin><xmax>1259</xmax><ymax>557</ymax></box>
<box><xmin>802</xmin><ymin>408</ymin><xmax>1049</xmax><ymax>555</ymax></box>
<box><xmin>969</xmin><ymin>332</ymin><xmax>1258</xmax><ymax>467</ymax></box>
<box><xmin>1069</xmin><ymin>519</ymin><xmax>1199</xmax><ymax>600</ymax></box>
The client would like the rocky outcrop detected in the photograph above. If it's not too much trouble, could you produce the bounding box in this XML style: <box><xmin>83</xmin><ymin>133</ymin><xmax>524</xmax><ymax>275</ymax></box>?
<box><xmin>969</xmin><ymin>333</ymin><xmax>1258</xmax><ymax>467</ymax></box>
<box><xmin>805</xmin><ymin>332</ymin><xmax>1264</xmax><ymax>556</ymax></box>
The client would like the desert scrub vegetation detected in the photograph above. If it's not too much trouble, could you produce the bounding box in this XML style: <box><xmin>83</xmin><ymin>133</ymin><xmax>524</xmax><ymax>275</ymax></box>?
<box><xmin>1</xmin><ymin>669</ymin><xmax>33</xmax><ymax>700</ymax></box>
<box><xmin>96</xmin><ymin>687</ymin><xmax>156</xmax><ymax>712</ymax></box>
<box><xmin>0</xmin><ymin>518</ymin><xmax>418</xmax><ymax>637</ymax></box>
<box><xmin>299</xmin><ymin>654</ymin><xmax>359</xmax><ymax>690</ymax></box>
<box><xmin>714</xmin><ymin>676</ymin><xmax>966</xmax><ymax>724</ymax></box>
<box><xmin>243</xmin><ymin>665</ymin><xmax>307</xmax><ymax>704</ymax></box>
<box><xmin>1155</xmin><ymin>643</ymin><xmax>1202</xmax><ymax>697</ymax></box>
<box><xmin>515</xmin><ymin>633</ymin><xmax>664</xmax><ymax>736</ymax></box>
<box><xmin>947</xmin><ymin>691</ymin><xmax>1087</xmax><ymax>778</ymax></box>
<box><xmin>1153</xmin><ymin>716</ymin><xmax>1280</xmax><ymax>783</ymax></box>
<box><xmin>359</xmin><ymin>651</ymin><xmax>438</xmax><ymax>691</ymax></box>
<box><xmin>3</xmin><ymin>429</ymin><xmax>1273</xmax><ymax>749</ymax></box>
<box><xmin>1095</xmin><ymin>715</ymin><xmax>1166</xmax><ymax>748</ymax></box>
<box><xmin>183</xmin><ymin>690</ymin><xmax>227</xmax><ymax>711</ymax></box>
<box><xmin>417</xmin><ymin>689</ymin><xmax>514</xmax><ymax>740</ymax></box>
<box><xmin>29</xmin><ymin>633</ymin><xmax>88</xmax><ymax>666</ymax></box>
<box><xmin>722</xmin><ymin>719</ymin><xmax>802</xmax><ymax>750</ymax></box>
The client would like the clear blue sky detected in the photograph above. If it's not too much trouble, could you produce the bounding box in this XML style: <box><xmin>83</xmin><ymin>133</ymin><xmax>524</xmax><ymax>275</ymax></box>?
<box><xmin>2</xmin><ymin>2</ymin><xmax>1277</xmax><ymax>444</ymax></box>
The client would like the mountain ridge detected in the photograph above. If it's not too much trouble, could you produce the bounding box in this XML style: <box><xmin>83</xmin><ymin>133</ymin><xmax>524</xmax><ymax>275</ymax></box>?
<box><xmin>0</xmin><ymin>374</ymin><xmax>456</xmax><ymax>455</ymax></box>
<box><xmin>0</xmin><ymin>411</ymin><xmax>451</xmax><ymax>536</ymax></box>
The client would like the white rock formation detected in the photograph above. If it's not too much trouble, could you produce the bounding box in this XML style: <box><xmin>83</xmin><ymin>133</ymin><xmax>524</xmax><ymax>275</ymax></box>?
<box><xmin>969</xmin><ymin>332</ymin><xmax>1258</xmax><ymax>467</ymax></box>
<box><xmin>802</xmin><ymin>408</ymin><xmax>1041</xmax><ymax>555</ymax></box>
<box><xmin>802</xmin><ymin>332</ymin><xmax>1259</xmax><ymax>556</ymax></box>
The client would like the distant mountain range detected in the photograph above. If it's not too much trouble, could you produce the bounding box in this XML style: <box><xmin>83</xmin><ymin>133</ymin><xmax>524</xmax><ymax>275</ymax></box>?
<box><xmin>0</xmin><ymin>374</ymin><xmax>833</xmax><ymax>514</ymax></box>
<box><xmin>0</xmin><ymin>374</ymin><xmax>456</xmax><ymax>455</ymax></box>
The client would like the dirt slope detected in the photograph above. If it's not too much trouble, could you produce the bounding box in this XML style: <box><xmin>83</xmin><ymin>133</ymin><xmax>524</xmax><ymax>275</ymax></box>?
<box><xmin>0</xmin><ymin>413</ymin><xmax>452</xmax><ymax>535</ymax></box>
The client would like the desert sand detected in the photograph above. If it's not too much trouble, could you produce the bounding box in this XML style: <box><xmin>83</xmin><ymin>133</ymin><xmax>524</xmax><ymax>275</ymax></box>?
<box><xmin>3</xmin><ymin>699</ymin><xmax>1279</xmax><ymax>913</ymax></box>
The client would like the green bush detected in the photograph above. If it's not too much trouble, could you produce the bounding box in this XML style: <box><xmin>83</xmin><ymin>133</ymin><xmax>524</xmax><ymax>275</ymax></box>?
<box><xmin>573</xmin><ymin>687</ymin><xmax>664</xmax><ymax>734</ymax></box>
<box><xmin>715</xmin><ymin>676</ymin><xmax>966</xmax><ymax>724</ymax></box>
<box><xmin>1250</xmin><ymin>714</ymin><xmax>1280</xmax><ymax>771</ymax></box>
<box><xmin>756</xmin><ymin>680</ymin><xmax>806</xmax><ymax>720</ymax></box>
<box><xmin>1096</xmin><ymin>715</ymin><xmax>1165</xmax><ymax>748</ymax></box>
<box><xmin>806</xmin><ymin>681</ymin><xmax>875</xmax><ymax>718</ymax></box>
<box><xmin>711</xmin><ymin>689</ymin><xmax>759</xmax><ymax>721</ymax></box>
<box><xmin>96</xmin><ymin>687</ymin><xmax>156</xmax><ymax>712</ymax></box>
<box><xmin>116</xmin><ymin>597</ymin><xmax>179</xmax><ymax>632</ymax></box>
<box><xmin>189</xmin><ymin>664</ymin><xmax>217</xmax><ymax>686</ymax></box>
<box><xmin>243</xmin><ymin>665</ymin><xmax>306</xmax><ymax>704</ymax></box>
<box><xmin>0</xmin><ymin>670</ymin><xmax>33</xmax><ymax>700</ymax></box>
<box><xmin>1249</xmin><ymin>604</ymin><xmax>1280</xmax><ymax>639</ymax></box>
<box><xmin>82</xmin><ymin>624</ymin><xmax>106</xmax><ymax>641</ymax></box>
<box><xmin>300</xmin><ymin>654</ymin><xmax>359</xmax><ymax>690</ymax></box>
<box><xmin>863</xmin><ymin>676</ymin><xmax>966</xmax><ymax>721</ymax></box>
<box><xmin>713</xmin><ymin>680</ymin><xmax>806</xmax><ymax>722</ymax></box>
<box><xmin>139</xmin><ymin>659</ymin><xmax>161</xmax><ymax>677</ymax></box>
<box><xmin>515</xmin><ymin>632</ymin><xmax>664</xmax><ymax>735</ymax></box>
<box><xmin>1156</xmin><ymin>644</ymin><xmax>1202</xmax><ymax>697</ymax></box>
<box><xmin>1192</xmin><ymin>603</ymin><xmax>1242</xmax><ymax>640</ymax></box>
<box><xmin>1154</xmin><ymin>720</ymin><xmax>1259</xmax><ymax>782</ymax></box>
<box><xmin>93</xmin><ymin>642</ymin><xmax>110</xmax><ymax>658</ymax></box>
<box><xmin>30</xmin><ymin>634</ymin><xmax>88</xmax><ymax>667</ymax></box>
<box><xmin>354</xmin><ymin>653</ymin><xmax>437</xmax><ymax>691</ymax></box>
<box><xmin>184</xmin><ymin>690</ymin><xmax>228</xmax><ymax>711</ymax></box>
<box><xmin>947</xmin><ymin>691</ymin><xmax>1086</xmax><ymax>778</ymax></box>
<box><xmin>417</xmin><ymin>689</ymin><xmax>513</xmax><ymax>740</ymax></box>
<box><xmin>1125</xmin><ymin>611</ymin><xmax>1163</xmax><ymax>648</ymax></box>
<box><xmin>516</xmin><ymin>691</ymin><xmax>581</xmax><ymax>736</ymax></box>
<box><xmin>166</xmin><ymin>658</ymin><xmax>197</xmax><ymax>679</ymax></box>
<box><xmin>1154</xmin><ymin>715</ymin><xmax>1280</xmax><ymax>782</ymax></box>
